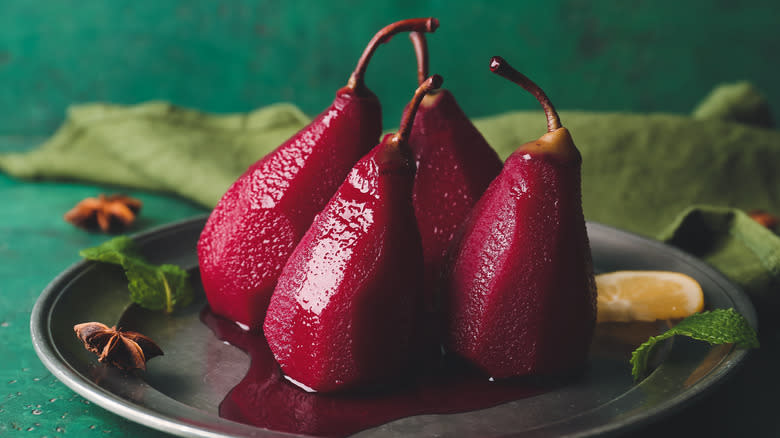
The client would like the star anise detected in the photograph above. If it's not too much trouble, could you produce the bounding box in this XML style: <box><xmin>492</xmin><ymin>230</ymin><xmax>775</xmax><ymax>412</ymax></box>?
<box><xmin>64</xmin><ymin>194</ymin><xmax>142</xmax><ymax>233</ymax></box>
<box><xmin>74</xmin><ymin>322</ymin><xmax>163</xmax><ymax>371</ymax></box>
<box><xmin>748</xmin><ymin>209</ymin><xmax>779</xmax><ymax>231</ymax></box>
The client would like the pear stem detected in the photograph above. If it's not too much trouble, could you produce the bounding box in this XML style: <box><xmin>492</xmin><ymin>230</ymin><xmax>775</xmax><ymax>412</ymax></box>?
<box><xmin>489</xmin><ymin>56</ymin><xmax>562</xmax><ymax>132</ymax></box>
<box><xmin>391</xmin><ymin>75</ymin><xmax>443</xmax><ymax>147</ymax></box>
<box><xmin>346</xmin><ymin>18</ymin><xmax>439</xmax><ymax>94</ymax></box>
<box><xmin>409</xmin><ymin>32</ymin><xmax>429</xmax><ymax>85</ymax></box>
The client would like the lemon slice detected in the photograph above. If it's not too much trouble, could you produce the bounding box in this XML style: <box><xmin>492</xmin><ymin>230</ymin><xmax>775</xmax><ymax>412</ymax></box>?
<box><xmin>596</xmin><ymin>271</ymin><xmax>705</xmax><ymax>323</ymax></box>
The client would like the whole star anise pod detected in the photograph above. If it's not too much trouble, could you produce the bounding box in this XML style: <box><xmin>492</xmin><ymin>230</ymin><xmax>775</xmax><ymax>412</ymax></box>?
<box><xmin>748</xmin><ymin>209</ymin><xmax>779</xmax><ymax>231</ymax></box>
<box><xmin>74</xmin><ymin>322</ymin><xmax>163</xmax><ymax>371</ymax></box>
<box><xmin>64</xmin><ymin>194</ymin><xmax>142</xmax><ymax>233</ymax></box>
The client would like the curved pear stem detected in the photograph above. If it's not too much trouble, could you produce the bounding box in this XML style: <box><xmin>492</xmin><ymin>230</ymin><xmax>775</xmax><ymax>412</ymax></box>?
<box><xmin>409</xmin><ymin>32</ymin><xmax>429</xmax><ymax>86</ymax></box>
<box><xmin>346</xmin><ymin>18</ymin><xmax>439</xmax><ymax>94</ymax></box>
<box><xmin>489</xmin><ymin>56</ymin><xmax>561</xmax><ymax>132</ymax></box>
<box><xmin>390</xmin><ymin>75</ymin><xmax>443</xmax><ymax>147</ymax></box>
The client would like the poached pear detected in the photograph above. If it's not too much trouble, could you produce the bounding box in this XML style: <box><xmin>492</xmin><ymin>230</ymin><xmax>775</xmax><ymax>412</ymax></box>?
<box><xmin>197</xmin><ymin>18</ymin><xmax>438</xmax><ymax>330</ymax></box>
<box><xmin>263</xmin><ymin>76</ymin><xmax>443</xmax><ymax>393</ymax></box>
<box><xmin>443</xmin><ymin>56</ymin><xmax>596</xmax><ymax>378</ymax></box>
<box><xmin>407</xmin><ymin>31</ymin><xmax>503</xmax><ymax>315</ymax></box>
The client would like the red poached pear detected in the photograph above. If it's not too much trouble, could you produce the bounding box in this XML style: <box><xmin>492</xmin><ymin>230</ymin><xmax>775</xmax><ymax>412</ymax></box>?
<box><xmin>406</xmin><ymin>32</ymin><xmax>503</xmax><ymax>359</ymax></box>
<box><xmin>408</xmin><ymin>32</ymin><xmax>503</xmax><ymax>293</ymax></box>
<box><xmin>197</xmin><ymin>18</ymin><xmax>438</xmax><ymax>330</ymax></box>
<box><xmin>263</xmin><ymin>75</ymin><xmax>443</xmax><ymax>393</ymax></box>
<box><xmin>443</xmin><ymin>57</ymin><xmax>597</xmax><ymax>379</ymax></box>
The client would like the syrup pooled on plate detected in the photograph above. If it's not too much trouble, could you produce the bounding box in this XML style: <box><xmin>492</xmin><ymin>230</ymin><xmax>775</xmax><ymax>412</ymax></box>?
<box><xmin>201</xmin><ymin>307</ymin><xmax>557</xmax><ymax>437</ymax></box>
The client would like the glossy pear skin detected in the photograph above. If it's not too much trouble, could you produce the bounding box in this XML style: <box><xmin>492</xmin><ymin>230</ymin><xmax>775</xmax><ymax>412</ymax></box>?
<box><xmin>263</xmin><ymin>134</ymin><xmax>423</xmax><ymax>392</ymax></box>
<box><xmin>444</xmin><ymin>128</ymin><xmax>596</xmax><ymax>378</ymax></box>
<box><xmin>409</xmin><ymin>89</ymin><xmax>502</xmax><ymax>300</ymax></box>
<box><xmin>198</xmin><ymin>91</ymin><xmax>381</xmax><ymax>330</ymax></box>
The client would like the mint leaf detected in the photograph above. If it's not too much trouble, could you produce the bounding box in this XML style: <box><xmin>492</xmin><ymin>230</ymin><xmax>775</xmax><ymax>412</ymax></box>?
<box><xmin>79</xmin><ymin>236</ymin><xmax>142</xmax><ymax>264</ymax></box>
<box><xmin>80</xmin><ymin>236</ymin><xmax>192</xmax><ymax>313</ymax></box>
<box><xmin>630</xmin><ymin>308</ymin><xmax>759</xmax><ymax>380</ymax></box>
<box><xmin>158</xmin><ymin>263</ymin><xmax>194</xmax><ymax>311</ymax></box>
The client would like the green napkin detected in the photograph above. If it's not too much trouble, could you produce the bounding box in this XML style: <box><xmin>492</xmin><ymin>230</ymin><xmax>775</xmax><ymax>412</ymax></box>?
<box><xmin>0</xmin><ymin>102</ymin><xmax>310</xmax><ymax>207</ymax></box>
<box><xmin>660</xmin><ymin>206</ymin><xmax>780</xmax><ymax>312</ymax></box>
<box><xmin>2</xmin><ymin>83</ymin><xmax>779</xmax><ymax>312</ymax></box>
<box><xmin>692</xmin><ymin>81</ymin><xmax>774</xmax><ymax>128</ymax></box>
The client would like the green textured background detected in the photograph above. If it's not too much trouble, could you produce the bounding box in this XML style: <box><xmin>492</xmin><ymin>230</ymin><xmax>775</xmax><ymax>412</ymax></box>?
<box><xmin>1</xmin><ymin>1</ymin><xmax>779</xmax><ymax>437</ymax></box>
<box><xmin>1</xmin><ymin>0</ymin><xmax>778</xmax><ymax>136</ymax></box>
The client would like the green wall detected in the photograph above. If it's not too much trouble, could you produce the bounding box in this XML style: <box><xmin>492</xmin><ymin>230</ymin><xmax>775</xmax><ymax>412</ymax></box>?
<box><xmin>1</xmin><ymin>1</ymin><xmax>778</xmax><ymax>135</ymax></box>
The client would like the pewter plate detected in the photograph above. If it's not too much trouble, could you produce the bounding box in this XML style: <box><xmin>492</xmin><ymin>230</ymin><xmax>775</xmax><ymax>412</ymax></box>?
<box><xmin>31</xmin><ymin>216</ymin><xmax>757</xmax><ymax>437</ymax></box>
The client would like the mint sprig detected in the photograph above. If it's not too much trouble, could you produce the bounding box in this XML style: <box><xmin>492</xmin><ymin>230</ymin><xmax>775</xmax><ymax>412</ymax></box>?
<box><xmin>630</xmin><ymin>308</ymin><xmax>759</xmax><ymax>380</ymax></box>
<box><xmin>80</xmin><ymin>236</ymin><xmax>193</xmax><ymax>313</ymax></box>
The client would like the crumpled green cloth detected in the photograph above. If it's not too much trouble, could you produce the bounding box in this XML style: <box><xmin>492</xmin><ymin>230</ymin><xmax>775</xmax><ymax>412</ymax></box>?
<box><xmin>0</xmin><ymin>102</ymin><xmax>311</xmax><ymax>207</ymax></box>
<box><xmin>660</xmin><ymin>206</ymin><xmax>780</xmax><ymax>312</ymax></box>
<box><xmin>1</xmin><ymin>83</ymin><xmax>779</xmax><ymax>312</ymax></box>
